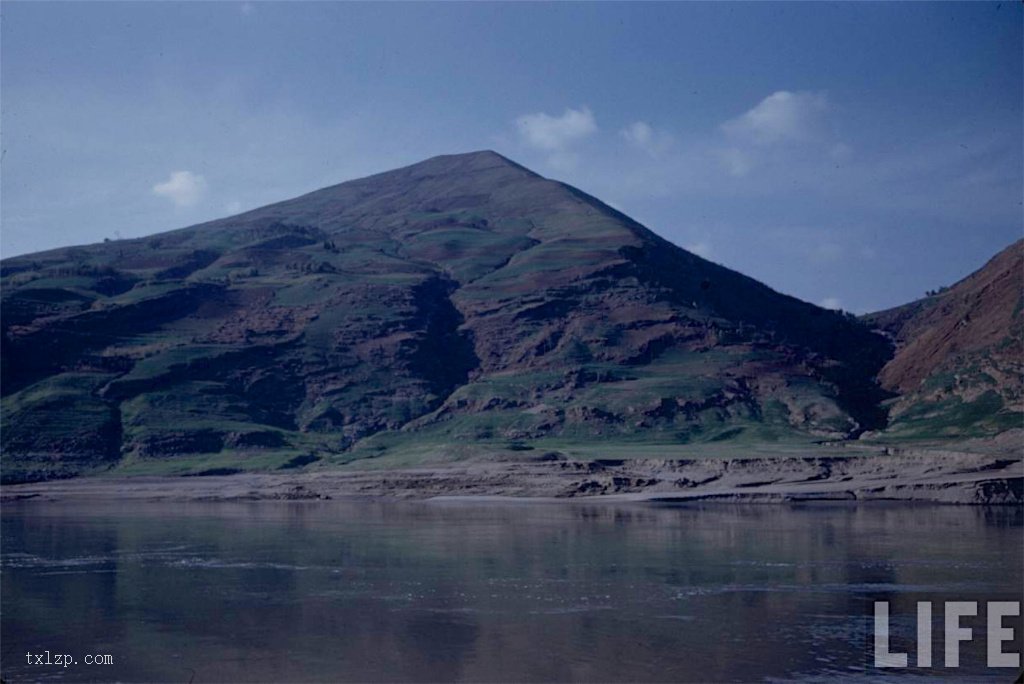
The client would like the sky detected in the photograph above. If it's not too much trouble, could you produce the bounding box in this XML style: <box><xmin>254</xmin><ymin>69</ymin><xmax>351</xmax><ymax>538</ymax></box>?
<box><xmin>2</xmin><ymin>2</ymin><xmax>1020</xmax><ymax>314</ymax></box>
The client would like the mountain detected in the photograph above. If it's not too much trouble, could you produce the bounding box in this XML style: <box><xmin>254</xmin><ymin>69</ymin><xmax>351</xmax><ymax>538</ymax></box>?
<box><xmin>863</xmin><ymin>239</ymin><xmax>1023</xmax><ymax>440</ymax></box>
<box><xmin>0</xmin><ymin>151</ymin><xmax>909</xmax><ymax>482</ymax></box>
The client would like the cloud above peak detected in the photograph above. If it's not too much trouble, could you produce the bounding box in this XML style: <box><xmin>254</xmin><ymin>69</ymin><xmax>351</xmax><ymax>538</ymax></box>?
<box><xmin>622</xmin><ymin>121</ymin><xmax>654</xmax><ymax>147</ymax></box>
<box><xmin>621</xmin><ymin>120</ymin><xmax>674</xmax><ymax>157</ymax></box>
<box><xmin>152</xmin><ymin>170</ymin><xmax>207</xmax><ymax>207</ymax></box>
<box><xmin>516</xmin><ymin>106</ymin><xmax>597</xmax><ymax>151</ymax></box>
<box><xmin>721</xmin><ymin>91</ymin><xmax>828</xmax><ymax>146</ymax></box>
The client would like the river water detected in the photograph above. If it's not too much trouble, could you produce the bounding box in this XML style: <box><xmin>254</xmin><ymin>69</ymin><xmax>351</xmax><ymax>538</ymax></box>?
<box><xmin>2</xmin><ymin>500</ymin><xmax>1020</xmax><ymax>682</ymax></box>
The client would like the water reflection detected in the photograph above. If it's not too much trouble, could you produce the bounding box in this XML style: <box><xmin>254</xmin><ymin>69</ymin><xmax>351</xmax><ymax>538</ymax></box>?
<box><xmin>2</xmin><ymin>501</ymin><xmax>1020</xmax><ymax>682</ymax></box>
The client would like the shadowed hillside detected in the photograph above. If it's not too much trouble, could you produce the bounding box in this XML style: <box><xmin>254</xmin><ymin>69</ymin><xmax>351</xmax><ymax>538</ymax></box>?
<box><xmin>2</xmin><ymin>151</ymin><xmax>904</xmax><ymax>482</ymax></box>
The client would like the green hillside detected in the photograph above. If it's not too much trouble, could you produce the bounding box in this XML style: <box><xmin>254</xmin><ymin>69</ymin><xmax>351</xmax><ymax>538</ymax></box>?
<box><xmin>2</xmin><ymin>151</ymin><xmax>901</xmax><ymax>482</ymax></box>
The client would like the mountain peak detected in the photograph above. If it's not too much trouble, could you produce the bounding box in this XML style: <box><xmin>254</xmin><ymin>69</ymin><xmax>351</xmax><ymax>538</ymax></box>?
<box><xmin>356</xmin><ymin>149</ymin><xmax>541</xmax><ymax>185</ymax></box>
<box><xmin>0</xmin><ymin>151</ymin><xmax>914</xmax><ymax>482</ymax></box>
<box><xmin>422</xmin><ymin>149</ymin><xmax>515</xmax><ymax>164</ymax></box>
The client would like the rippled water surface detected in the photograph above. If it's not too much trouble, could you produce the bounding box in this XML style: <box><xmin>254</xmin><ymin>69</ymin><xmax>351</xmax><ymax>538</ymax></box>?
<box><xmin>2</xmin><ymin>501</ymin><xmax>1020</xmax><ymax>682</ymax></box>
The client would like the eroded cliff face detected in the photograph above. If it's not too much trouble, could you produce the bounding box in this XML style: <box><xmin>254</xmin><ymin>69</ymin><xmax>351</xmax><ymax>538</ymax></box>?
<box><xmin>3</xmin><ymin>151</ymin><xmax>900</xmax><ymax>481</ymax></box>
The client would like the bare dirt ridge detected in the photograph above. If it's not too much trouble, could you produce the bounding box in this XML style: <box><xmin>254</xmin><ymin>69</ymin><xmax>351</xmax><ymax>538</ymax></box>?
<box><xmin>866</xmin><ymin>239</ymin><xmax>1023</xmax><ymax>394</ymax></box>
<box><xmin>862</xmin><ymin>239</ymin><xmax>1023</xmax><ymax>438</ymax></box>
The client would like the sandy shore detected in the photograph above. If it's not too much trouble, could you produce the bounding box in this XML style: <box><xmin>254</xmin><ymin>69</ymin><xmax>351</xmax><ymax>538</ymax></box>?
<box><xmin>3</xmin><ymin>449</ymin><xmax>1021</xmax><ymax>505</ymax></box>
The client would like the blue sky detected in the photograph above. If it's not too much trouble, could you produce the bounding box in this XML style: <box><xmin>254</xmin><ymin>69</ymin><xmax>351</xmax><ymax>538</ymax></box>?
<box><xmin>2</xmin><ymin>2</ymin><xmax>1020</xmax><ymax>313</ymax></box>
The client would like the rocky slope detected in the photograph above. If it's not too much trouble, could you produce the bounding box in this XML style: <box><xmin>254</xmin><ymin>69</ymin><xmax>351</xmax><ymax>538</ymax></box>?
<box><xmin>863</xmin><ymin>239</ymin><xmax>1022</xmax><ymax>440</ymax></box>
<box><xmin>1</xmin><ymin>150</ymin><xmax>1000</xmax><ymax>483</ymax></box>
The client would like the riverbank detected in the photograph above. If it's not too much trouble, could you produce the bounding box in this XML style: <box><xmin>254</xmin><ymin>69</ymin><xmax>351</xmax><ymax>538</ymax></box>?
<box><xmin>2</xmin><ymin>449</ymin><xmax>1021</xmax><ymax>505</ymax></box>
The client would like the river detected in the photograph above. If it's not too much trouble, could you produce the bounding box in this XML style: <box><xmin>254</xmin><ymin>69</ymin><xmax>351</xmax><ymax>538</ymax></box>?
<box><xmin>2</xmin><ymin>500</ymin><xmax>1020</xmax><ymax>682</ymax></box>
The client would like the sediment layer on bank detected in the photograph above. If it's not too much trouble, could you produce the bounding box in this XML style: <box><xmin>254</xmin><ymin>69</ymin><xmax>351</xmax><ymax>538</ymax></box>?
<box><xmin>3</xmin><ymin>450</ymin><xmax>1020</xmax><ymax>505</ymax></box>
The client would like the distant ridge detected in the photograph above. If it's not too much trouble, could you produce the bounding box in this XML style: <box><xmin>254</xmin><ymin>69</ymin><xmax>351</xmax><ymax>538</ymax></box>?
<box><xmin>863</xmin><ymin>239</ymin><xmax>1023</xmax><ymax>439</ymax></box>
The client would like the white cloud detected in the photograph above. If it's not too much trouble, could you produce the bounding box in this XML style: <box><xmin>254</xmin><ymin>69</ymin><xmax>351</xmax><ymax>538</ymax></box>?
<box><xmin>152</xmin><ymin>170</ymin><xmax>207</xmax><ymax>207</ymax></box>
<box><xmin>684</xmin><ymin>241</ymin><xmax>713</xmax><ymax>259</ymax></box>
<box><xmin>819</xmin><ymin>297</ymin><xmax>842</xmax><ymax>310</ymax></box>
<box><xmin>240</xmin><ymin>2</ymin><xmax>254</xmax><ymax>16</ymax></box>
<box><xmin>718</xmin><ymin>147</ymin><xmax>754</xmax><ymax>178</ymax></box>
<box><xmin>713</xmin><ymin>91</ymin><xmax>838</xmax><ymax>177</ymax></box>
<box><xmin>621</xmin><ymin>121</ymin><xmax>674</xmax><ymax>157</ymax></box>
<box><xmin>721</xmin><ymin>91</ymin><xmax>828</xmax><ymax>146</ymax></box>
<box><xmin>224</xmin><ymin>200</ymin><xmax>243</xmax><ymax>214</ymax></box>
<box><xmin>622</xmin><ymin>121</ymin><xmax>653</xmax><ymax>147</ymax></box>
<box><xmin>515</xmin><ymin>106</ymin><xmax>597</xmax><ymax>151</ymax></box>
